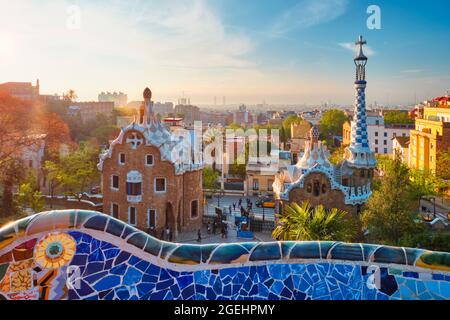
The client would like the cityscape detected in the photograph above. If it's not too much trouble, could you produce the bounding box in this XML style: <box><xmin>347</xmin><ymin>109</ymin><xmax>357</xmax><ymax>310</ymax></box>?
<box><xmin>0</xmin><ymin>0</ymin><xmax>449</xmax><ymax>306</ymax></box>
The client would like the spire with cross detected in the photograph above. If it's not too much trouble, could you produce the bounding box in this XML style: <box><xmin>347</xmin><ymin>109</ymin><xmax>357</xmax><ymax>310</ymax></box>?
<box><xmin>345</xmin><ymin>36</ymin><xmax>376</xmax><ymax>169</ymax></box>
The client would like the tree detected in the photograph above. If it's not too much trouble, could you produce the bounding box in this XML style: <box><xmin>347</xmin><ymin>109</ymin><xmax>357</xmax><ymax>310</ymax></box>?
<box><xmin>384</xmin><ymin>110</ymin><xmax>414</xmax><ymax>125</ymax></box>
<box><xmin>43</xmin><ymin>141</ymin><xmax>100</xmax><ymax>200</ymax></box>
<box><xmin>0</xmin><ymin>158</ymin><xmax>26</xmax><ymax>217</ymax></box>
<box><xmin>329</xmin><ymin>146</ymin><xmax>345</xmax><ymax>165</ymax></box>
<box><xmin>272</xmin><ymin>202</ymin><xmax>356</xmax><ymax>242</ymax></box>
<box><xmin>16</xmin><ymin>183</ymin><xmax>45</xmax><ymax>214</ymax></box>
<box><xmin>229</xmin><ymin>161</ymin><xmax>246</xmax><ymax>179</ymax></box>
<box><xmin>92</xmin><ymin>125</ymin><xmax>120</xmax><ymax>145</ymax></box>
<box><xmin>436</xmin><ymin>148</ymin><xmax>450</xmax><ymax>181</ymax></box>
<box><xmin>38</xmin><ymin>112</ymin><xmax>72</xmax><ymax>161</ymax></box>
<box><xmin>0</xmin><ymin>92</ymin><xmax>38</xmax><ymax>168</ymax></box>
<box><xmin>202</xmin><ymin>167</ymin><xmax>220</xmax><ymax>191</ymax></box>
<box><xmin>319</xmin><ymin>109</ymin><xmax>348</xmax><ymax>139</ymax></box>
<box><xmin>282</xmin><ymin>115</ymin><xmax>303</xmax><ymax>140</ymax></box>
<box><xmin>362</xmin><ymin>156</ymin><xmax>424</xmax><ymax>245</ymax></box>
<box><xmin>63</xmin><ymin>89</ymin><xmax>77</xmax><ymax>102</ymax></box>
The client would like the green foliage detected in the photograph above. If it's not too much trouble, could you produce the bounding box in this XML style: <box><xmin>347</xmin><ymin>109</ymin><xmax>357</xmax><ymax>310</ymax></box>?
<box><xmin>43</xmin><ymin>141</ymin><xmax>100</xmax><ymax>197</ymax></box>
<box><xmin>272</xmin><ymin>202</ymin><xmax>357</xmax><ymax>242</ymax></box>
<box><xmin>384</xmin><ymin>110</ymin><xmax>414</xmax><ymax>125</ymax></box>
<box><xmin>92</xmin><ymin>125</ymin><xmax>120</xmax><ymax>145</ymax></box>
<box><xmin>437</xmin><ymin>148</ymin><xmax>450</xmax><ymax>181</ymax></box>
<box><xmin>362</xmin><ymin>156</ymin><xmax>425</xmax><ymax>245</ymax></box>
<box><xmin>229</xmin><ymin>161</ymin><xmax>247</xmax><ymax>179</ymax></box>
<box><xmin>16</xmin><ymin>183</ymin><xmax>44</xmax><ymax>213</ymax></box>
<box><xmin>282</xmin><ymin>114</ymin><xmax>303</xmax><ymax>140</ymax></box>
<box><xmin>227</xmin><ymin>123</ymin><xmax>244</xmax><ymax>130</ymax></box>
<box><xmin>202</xmin><ymin>167</ymin><xmax>220</xmax><ymax>191</ymax></box>
<box><xmin>319</xmin><ymin>109</ymin><xmax>348</xmax><ymax>138</ymax></box>
<box><xmin>329</xmin><ymin>146</ymin><xmax>345</xmax><ymax>165</ymax></box>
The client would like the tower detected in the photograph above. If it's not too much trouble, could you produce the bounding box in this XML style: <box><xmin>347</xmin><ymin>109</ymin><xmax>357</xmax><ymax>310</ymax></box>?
<box><xmin>344</xmin><ymin>36</ymin><xmax>376</xmax><ymax>169</ymax></box>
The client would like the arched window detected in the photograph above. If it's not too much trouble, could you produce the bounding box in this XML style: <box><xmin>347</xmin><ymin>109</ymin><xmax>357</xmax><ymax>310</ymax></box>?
<box><xmin>306</xmin><ymin>183</ymin><xmax>312</xmax><ymax>193</ymax></box>
<box><xmin>127</xmin><ymin>171</ymin><xmax>142</xmax><ymax>202</ymax></box>
<box><xmin>313</xmin><ymin>180</ymin><xmax>320</xmax><ymax>197</ymax></box>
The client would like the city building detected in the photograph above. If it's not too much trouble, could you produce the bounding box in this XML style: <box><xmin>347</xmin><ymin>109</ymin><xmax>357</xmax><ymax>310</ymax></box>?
<box><xmin>246</xmin><ymin>150</ymin><xmax>291</xmax><ymax>196</ymax></box>
<box><xmin>233</xmin><ymin>105</ymin><xmax>253</xmax><ymax>125</ymax></box>
<box><xmin>0</xmin><ymin>80</ymin><xmax>40</xmax><ymax>101</ymax></box>
<box><xmin>392</xmin><ymin>136</ymin><xmax>410</xmax><ymax>164</ymax></box>
<box><xmin>274</xmin><ymin>36</ymin><xmax>376</xmax><ymax>216</ymax></box>
<box><xmin>67</xmin><ymin>101</ymin><xmax>114</xmax><ymax>122</ymax></box>
<box><xmin>154</xmin><ymin>102</ymin><xmax>174</xmax><ymax>116</ymax></box>
<box><xmin>98</xmin><ymin>91</ymin><xmax>128</xmax><ymax>107</ymax></box>
<box><xmin>289</xmin><ymin>120</ymin><xmax>312</xmax><ymax>163</ymax></box>
<box><xmin>21</xmin><ymin>134</ymin><xmax>46</xmax><ymax>189</ymax></box>
<box><xmin>408</xmin><ymin>96</ymin><xmax>450</xmax><ymax>175</ymax></box>
<box><xmin>98</xmin><ymin>87</ymin><xmax>203</xmax><ymax>238</ymax></box>
<box><xmin>174</xmin><ymin>103</ymin><xmax>200</xmax><ymax>126</ymax></box>
<box><xmin>343</xmin><ymin>111</ymin><xmax>414</xmax><ymax>155</ymax></box>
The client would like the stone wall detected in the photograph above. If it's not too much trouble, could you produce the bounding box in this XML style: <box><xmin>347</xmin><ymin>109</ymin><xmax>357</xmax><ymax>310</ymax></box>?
<box><xmin>0</xmin><ymin>210</ymin><xmax>449</xmax><ymax>300</ymax></box>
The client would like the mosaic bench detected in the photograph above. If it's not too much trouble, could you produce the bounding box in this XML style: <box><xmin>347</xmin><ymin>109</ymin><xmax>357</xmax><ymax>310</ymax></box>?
<box><xmin>0</xmin><ymin>210</ymin><xmax>449</xmax><ymax>300</ymax></box>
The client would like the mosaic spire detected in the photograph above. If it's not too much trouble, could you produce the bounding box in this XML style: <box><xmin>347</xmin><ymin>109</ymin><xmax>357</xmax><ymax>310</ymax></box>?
<box><xmin>345</xmin><ymin>36</ymin><xmax>376</xmax><ymax>168</ymax></box>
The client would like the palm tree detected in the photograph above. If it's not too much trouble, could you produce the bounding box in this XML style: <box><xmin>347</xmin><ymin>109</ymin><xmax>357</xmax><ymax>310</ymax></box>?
<box><xmin>272</xmin><ymin>202</ymin><xmax>356</xmax><ymax>242</ymax></box>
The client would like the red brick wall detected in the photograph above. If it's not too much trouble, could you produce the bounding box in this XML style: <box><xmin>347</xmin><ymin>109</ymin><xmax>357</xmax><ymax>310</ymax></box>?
<box><xmin>102</xmin><ymin>129</ymin><xmax>202</xmax><ymax>237</ymax></box>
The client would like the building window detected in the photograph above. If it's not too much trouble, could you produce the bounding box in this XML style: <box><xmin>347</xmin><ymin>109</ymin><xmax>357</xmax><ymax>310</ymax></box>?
<box><xmin>375</xmin><ymin>147</ymin><xmax>378</xmax><ymax>153</ymax></box>
<box><xmin>268</xmin><ymin>180</ymin><xmax>274</xmax><ymax>192</ymax></box>
<box><xmin>375</xmin><ymin>131</ymin><xmax>378</xmax><ymax>137</ymax></box>
<box><xmin>148</xmin><ymin>209</ymin><xmax>156</xmax><ymax>228</ymax></box>
<box><xmin>375</xmin><ymin>139</ymin><xmax>378</xmax><ymax>145</ymax></box>
<box><xmin>111</xmin><ymin>203</ymin><xmax>119</xmax><ymax>219</ymax></box>
<box><xmin>111</xmin><ymin>175</ymin><xmax>119</xmax><ymax>190</ymax></box>
<box><xmin>191</xmin><ymin>200</ymin><xmax>199</xmax><ymax>219</ymax></box>
<box><xmin>342</xmin><ymin>178</ymin><xmax>349</xmax><ymax>186</ymax></box>
<box><xmin>128</xmin><ymin>207</ymin><xmax>137</xmax><ymax>226</ymax></box>
<box><xmin>145</xmin><ymin>154</ymin><xmax>154</xmax><ymax>166</ymax></box>
<box><xmin>253</xmin><ymin>179</ymin><xmax>259</xmax><ymax>191</ymax></box>
<box><xmin>127</xmin><ymin>182</ymin><xmax>142</xmax><ymax>196</ymax></box>
<box><xmin>402</xmin><ymin>133</ymin><xmax>406</xmax><ymax>137</ymax></box>
<box><xmin>119</xmin><ymin>153</ymin><xmax>125</xmax><ymax>165</ymax></box>
<box><xmin>155</xmin><ymin>178</ymin><xmax>166</xmax><ymax>193</ymax></box>
<box><xmin>384</xmin><ymin>148</ymin><xmax>388</xmax><ymax>154</ymax></box>
<box><xmin>375</xmin><ymin>120</ymin><xmax>380</xmax><ymax>125</ymax></box>
<box><xmin>384</xmin><ymin>132</ymin><xmax>387</xmax><ymax>137</ymax></box>
<box><xmin>383</xmin><ymin>140</ymin><xmax>387</xmax><ymax>145</ymax></box>
<box><xmin>313</xmin><ymin>180</ymin><xmax>320</xmax><ymax>197</ymax></box>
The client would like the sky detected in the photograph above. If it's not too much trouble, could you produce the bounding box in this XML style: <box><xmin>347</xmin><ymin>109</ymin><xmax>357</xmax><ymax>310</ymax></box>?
<box><xmin>0</xmin><ymin>0</ymin><xmax>449</xmax><ymax>106</ymax></box>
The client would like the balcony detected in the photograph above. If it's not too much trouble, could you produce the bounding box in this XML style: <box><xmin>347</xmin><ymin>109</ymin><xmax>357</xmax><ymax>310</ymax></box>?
<box><xmin>127</xmin><ymin>195</ymin><xmax>142</xmax><ymax>203</ymax></box>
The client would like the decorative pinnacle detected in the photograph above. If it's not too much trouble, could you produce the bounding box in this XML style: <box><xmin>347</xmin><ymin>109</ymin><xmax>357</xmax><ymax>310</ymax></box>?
<box><xmin>143</xmin><ymin>87</ymin><xmax>152</xmax><ymax>100</ymax></box>
<box><xmin>354</xmin><ymin>35</ymin><xmax>368</xmax><ymax>61</ymax></box>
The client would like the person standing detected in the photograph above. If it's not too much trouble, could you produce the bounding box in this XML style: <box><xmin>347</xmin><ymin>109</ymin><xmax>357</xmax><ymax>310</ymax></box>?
<box><xmin>212</xmin><ymin>221</ymin><xmax>217</xmax><ymax>235</ymax></box>
<box><xmin>197</xmin><ymin>229</ymin><xmax>202</xmax><ymax>242</ymax></box>
<box><xmin>165</xmin><ymin>226</ymin><xmax>170</xmax><ymax>242</ymax></box>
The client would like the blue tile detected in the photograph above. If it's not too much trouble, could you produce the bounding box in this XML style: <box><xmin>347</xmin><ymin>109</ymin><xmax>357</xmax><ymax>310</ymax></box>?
<box><xmin>93</xmin><ymin>275</ymin><xmax>121</xmax><ymax>291</ymax></box>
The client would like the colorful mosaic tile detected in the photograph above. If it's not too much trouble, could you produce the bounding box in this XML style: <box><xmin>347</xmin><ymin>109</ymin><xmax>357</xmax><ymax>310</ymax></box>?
<box><xmin>0</xmin><ymin>210</ymin><xmax>449</xmax><ymax>300</ymax></box>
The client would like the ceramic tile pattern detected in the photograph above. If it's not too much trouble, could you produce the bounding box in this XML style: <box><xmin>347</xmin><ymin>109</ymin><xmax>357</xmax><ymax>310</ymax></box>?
<box><xmin>0</xmin><ymin>210</ymin><xmax>449</xmax><ymax>300</ymax></box>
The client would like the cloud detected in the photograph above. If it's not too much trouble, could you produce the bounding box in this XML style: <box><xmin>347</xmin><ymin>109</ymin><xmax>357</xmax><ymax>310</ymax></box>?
<box><xmin>0</xmin><ymin>0</ymin><xmax>260</xmax><ymax>100</ymax></box>
<box><xmin>270</xmin><ymin>0</ymin><xmax>349</xmax><ymax>36</ymax></box>
<box><xmin>338</xmin><ymin>42</ymin><xmax>376</xmax><ymax>56</ymax></box>
<box><xmin>400</xmin><ymin>69</ymin><xmax>424</xmax><ymax>74</ymax></box>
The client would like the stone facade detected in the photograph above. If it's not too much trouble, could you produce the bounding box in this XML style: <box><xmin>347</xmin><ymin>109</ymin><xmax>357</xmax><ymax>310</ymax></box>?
<box><xmin>99</xmin><ymin>87</ymin><xmax>203</xmax><ymax>239</ymax></box>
